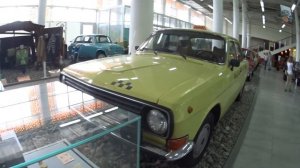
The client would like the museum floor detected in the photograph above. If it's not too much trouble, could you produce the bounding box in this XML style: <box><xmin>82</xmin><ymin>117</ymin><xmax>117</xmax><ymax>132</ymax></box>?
<box><xmin>230</xmin><ymin>68</ymin><xmax>300</xmax><ymax>168</ymax></box>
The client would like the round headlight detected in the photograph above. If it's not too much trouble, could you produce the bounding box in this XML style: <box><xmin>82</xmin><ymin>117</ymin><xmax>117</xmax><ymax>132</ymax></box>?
<box><xmin>146</xmin><ymin>109</ymin><xmax>168</xmax><ymax>135</ymax></box>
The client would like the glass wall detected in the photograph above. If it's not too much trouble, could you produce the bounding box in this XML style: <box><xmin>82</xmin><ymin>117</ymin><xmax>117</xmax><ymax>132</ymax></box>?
<box><xmin>154</xmin><ymin>0</ymin><xmax>164</xmax><ymax>14</ymax></box>
<box><xmin>0</xmin><ymin>7</ymin><xmax>37</xmax><ymax>24</ymax></box>
<box><xmin>191</xmin><ymin>11</ymin><xmax>205</xmax><ymax>26</ymax></box>
<box><xmin>0</xmin><ymin>0</ymin><xmax>233</xmax><ymax>50</ymax></box>
<box><xmin>47</xmin><ymin>0</ymin><xmax>97</xmax><ymax>8</ymax></box>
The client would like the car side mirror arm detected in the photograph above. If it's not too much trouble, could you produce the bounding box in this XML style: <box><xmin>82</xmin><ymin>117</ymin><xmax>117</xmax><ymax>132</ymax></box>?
<box><xmin>229</xmin><ymin>59</ymin><xmax>240</xmax><ymax>71</ymax></box>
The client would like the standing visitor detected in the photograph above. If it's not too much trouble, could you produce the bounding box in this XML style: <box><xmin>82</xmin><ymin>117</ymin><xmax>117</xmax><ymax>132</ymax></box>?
<box><xmin>266</xmin><ymin>51</ymin><xmax>272</xmax><ymax>70</ymax></box>
<box><xmin>285</xmin><ymin>56</ymin><xmax>294</xmax><ymax>92</ymax></box>
<box><xmin>264</xmin><ymin>52</ymin><xmax>268</xmax><ymax>70</ymax></box>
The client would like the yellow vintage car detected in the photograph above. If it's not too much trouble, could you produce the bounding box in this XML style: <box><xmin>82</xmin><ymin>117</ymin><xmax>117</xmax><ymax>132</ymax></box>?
<box><xmin>60</xmin><ymin>28</ymin><xmax>248</xmax><ymax>167</ymax></box>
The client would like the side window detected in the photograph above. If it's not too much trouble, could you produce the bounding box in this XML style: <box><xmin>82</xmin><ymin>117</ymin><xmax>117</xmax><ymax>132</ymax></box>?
<box><xmin>228</xmin><ymin>41</ymin><xmax>236</xmax><ymax>60</ymax></box>
<box><xmin>234</xmin><ymin>43</ymin><xmax>243</xmax><ymax>61</ymax></box>
<box><xmin>99</xmin><ymin>37</ymin><xmax>109</xmax><ymax>43</ymax></box>
<box><xmin>83</xmin><ymin>36</ymin><xmax>91</xmax><ymax>43</ymax></box>
<box><xmin>74</xmin><ymin>36</ymin><xmax>83</xmax><ymax>43</ymax></box>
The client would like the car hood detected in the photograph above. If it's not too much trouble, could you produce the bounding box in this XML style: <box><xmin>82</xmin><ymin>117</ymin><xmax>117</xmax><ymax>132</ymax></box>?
<box><xmin>63</xmin><ymin>53</ymin><xmax>220</xmax><ymax>104</ymax></box>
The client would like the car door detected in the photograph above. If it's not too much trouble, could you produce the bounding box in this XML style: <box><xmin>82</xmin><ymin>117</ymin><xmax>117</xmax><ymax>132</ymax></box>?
<box><xmin>220</xmin><ymin>40</ymin><xmax>242</xmax><ymax>113</ymax></box>
<box><xmin>78</xmin><ymin>35</ymin><xmax>96</xmax><ymax>59</ymax></box>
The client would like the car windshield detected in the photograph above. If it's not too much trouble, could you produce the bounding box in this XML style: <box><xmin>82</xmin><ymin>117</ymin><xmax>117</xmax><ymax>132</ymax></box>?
<box><xmin>95</xmin><ymin>36</ymin><xmax>111</xmax><ymax>43</ymax></box>
<box><xmin>139</xmin><ymin>30</ymin><xmax>226</xmax><ymax>64</ymax></box>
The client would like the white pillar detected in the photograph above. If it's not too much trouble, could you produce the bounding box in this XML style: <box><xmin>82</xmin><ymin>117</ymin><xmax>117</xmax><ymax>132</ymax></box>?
<box><xmin>233</xmin><ymin>0</ymin><xmax>240</xmax><ymax>40</ymax></box>
<box><xmin>38</xmin><ymin>0</ymin><xmax>47</xmax><ymax>78</ymax></box>
<box><xmin>188</xmin><ymin>8</ymin><xmax>191</xmax><ymax>24</ymax></box>
<box><xmin>129</xmin><ymin>0</ymin><xmax>153</xmax><ymax>54</ymax></box>
<box><xmin>38</xmin><ymin>0</ymin><xmax>47</xmax><ymax>25</ymax></box>
<box><xmin>213</xmin><ymin>0</ymin><xmax>223</xmax><ymax>33</ymax></box>
<box><xmin>162</xmin><ymin>0</ymin><xmax>166</xmax><ymax>27</ymax></box>
<box><xmin>295</xmin><ymin>8</ymin><xmax>300</xmax><ymax>62</ymax></box>
<box><xmin>241</xmin><ymin>0</ymin><xmax>247</xmax><ymax>48</ymax></box>
<box><xmin>246</xmin><ymin>20</ymin><xmax>251</xmax><ymax>48</ymax></box>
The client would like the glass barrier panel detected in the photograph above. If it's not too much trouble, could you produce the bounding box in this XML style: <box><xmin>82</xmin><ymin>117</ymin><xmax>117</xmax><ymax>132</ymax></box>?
<box><xmin>0</xmin><ymin>81</ymin><xmax>141</xmax><ymax>168</ymax></box>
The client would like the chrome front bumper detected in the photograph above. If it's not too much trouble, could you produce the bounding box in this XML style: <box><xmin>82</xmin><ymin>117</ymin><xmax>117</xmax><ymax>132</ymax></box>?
<box><xmin>141</xmin><ymin>141</ymin><xmax>194</xmax><ymax>161</ymax></box>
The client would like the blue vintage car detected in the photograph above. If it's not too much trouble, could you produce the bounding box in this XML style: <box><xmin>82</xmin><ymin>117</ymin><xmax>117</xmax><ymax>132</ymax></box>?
<box><xmin>68</xmin><ymin>34</ymin><xmax>125</xmax><ymax>62</ymax></box>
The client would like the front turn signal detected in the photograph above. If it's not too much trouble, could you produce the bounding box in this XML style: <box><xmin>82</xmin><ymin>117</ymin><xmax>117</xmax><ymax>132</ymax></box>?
<box><xmin>166</xmin><ymin>135</ymin><xmax>189</xmax><ymax>151</ymax></box>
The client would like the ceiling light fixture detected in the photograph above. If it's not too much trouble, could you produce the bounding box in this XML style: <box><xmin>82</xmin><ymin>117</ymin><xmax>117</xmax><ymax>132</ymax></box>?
<box><xmin>291</xmin><ymin>4</ymin><xmax>296</xmax><ymax>11</ymax></box>
<box><xmin>225</xmin><ymin>18</ymin><xmax>232</xmax><ymax>24</ymax></box>
<box><xmin>263</xmin><ymin>25</ymin><xmax>266</xmax><ymax>28</ymax></box>
<box><xmin>260</xmin><ymin>0</ymin><xmax>265</xmax><ymax>12</ymax></box>
<box><xmin>206</xmin><ymin>16</ymin><xmax>213</xmax><ymax>21</ymax></box>
<box><xmin>207</xmin><ymin>5</ymin><xmax>213</xmax><ymax>10</ymax></box>
<box><xmin>279</xmin><ymin>29</ymin><xmax>282</xmax><ymax>32</ymax></box>
<box><xmin>282</xmin><ymin>24</ymin><xmax>286</xmax><ymax>28</ymax></box>
<box><xmin>196</xmin><ymin>11</ymin><xmax>202</xmax><ymax>14</ymax></box>
<box><xmin>184</xmin><ymin>4</ymin><xmax>191</xmax><ymax>8</ymax></box>
<box><xmin>262</xmin><ymin>15</ymin><xmax>265</xmax><ymax>24</ymax></box>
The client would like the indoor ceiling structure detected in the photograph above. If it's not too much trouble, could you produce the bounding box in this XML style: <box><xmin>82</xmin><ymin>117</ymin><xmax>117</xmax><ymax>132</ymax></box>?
<box><xmin>182</xmin><ymin>0</ymin><xmax>299</xmax><ymax>34</ymax></box>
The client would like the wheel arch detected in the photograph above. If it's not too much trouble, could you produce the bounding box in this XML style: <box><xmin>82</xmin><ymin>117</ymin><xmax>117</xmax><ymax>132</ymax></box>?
<box><xmin>96</xmin><ymin>50</ymin><xmax>106</xmax><ymax>57</ymax></box>
<box><xmin>209</xmin><ymin>104</ymin><xmax>221</xmax><ymax>126</ymax></box>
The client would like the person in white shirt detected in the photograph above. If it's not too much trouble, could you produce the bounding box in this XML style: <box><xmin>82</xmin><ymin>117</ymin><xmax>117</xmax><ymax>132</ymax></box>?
<box><xmin>0</xmin><ymin>80</ymin><xmax>4</xmax><ymax>92</ymax></box>
<box><xmin>285</xmin><ymin>56</ymin><xmax>294</xmax><ymax>92</ymax></box>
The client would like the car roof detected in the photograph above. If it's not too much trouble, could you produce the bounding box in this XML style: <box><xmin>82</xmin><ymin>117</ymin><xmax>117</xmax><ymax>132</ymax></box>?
<box><xmin>155</xmin><ymin>28</ymin><xmax>238</xmax><ymax>42</ymax></box>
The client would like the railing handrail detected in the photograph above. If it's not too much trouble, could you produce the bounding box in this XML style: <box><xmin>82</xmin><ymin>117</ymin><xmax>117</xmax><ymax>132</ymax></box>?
<box><xmin>249</xmin><ymin>35</ymin><xmax>295</xmax><ymax>50</ymax></box>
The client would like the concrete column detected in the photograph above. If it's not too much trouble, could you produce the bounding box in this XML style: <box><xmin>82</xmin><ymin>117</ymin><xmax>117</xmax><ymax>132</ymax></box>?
<box><xmin>224</xmin><ymin>20</ymin><xmax>228</xmax><ymax>34</ymax></box>
<box><xmin>233</xmin><ymin>0</ymin><xmax>240</xmax><ymax>40</ymax></box>
<box><xmin>188</xmin><ymin>8</ymin><xmax>192</xmax><ymax>24</ymax></box>
<box><xmin>213</xmin><ymin>0</ymin><xmax>223</xmax><ymax>33</ymax></box>
<box><xmin>246</xmin><ymin>20</ymin><xmax>251</xmax><ymax>48</ymax></box>
<box><xmin>241</xmin><ymin>0</ymin><xmax>247</xmax><ymax>48</ymax></box>
<box><xmin>129</xmin><ymin>0</ymin><xmax>153</xmax><ymax>54</ymax></box>
<box><xmin>162</xmin><ymin>0</ymin><xmax>166</xmax><ymax>27</ymax></box>
<box><xmin>295</xmin><ymin>8</ymin><xmax>300</xmax><ymax>62</ymax></box>
<box><xmin>38</xmin><ymin>0</ymin><xmax>47</xmax><ymax>25</ymax></box>
<box><xmin>38</xmin><ymin>0</ymin><xmax>47</xmax><ymax>78</ymax></box>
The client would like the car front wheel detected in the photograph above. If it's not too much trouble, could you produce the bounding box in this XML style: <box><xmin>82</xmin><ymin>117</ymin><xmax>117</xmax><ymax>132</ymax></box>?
<box><xmin>96</xmin><ymin>52</ymin><xmax>106</xmax><ymax>59</ymax></box>
<box><xmin>179</xmin><ymin>113</ymin><xmax>214</xmax><ymax>167</ymax></box>
<box><xmin>236</xmin><ymin>84</ymin><xmax>245</xmax><ymax>101</ymax></box>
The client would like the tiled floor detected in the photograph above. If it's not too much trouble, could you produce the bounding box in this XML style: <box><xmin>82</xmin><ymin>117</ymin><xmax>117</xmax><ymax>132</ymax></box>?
<box><xmin>232</xmin><ymin>68</ymin><xmax>300</xmax><ymax>168</ymax></box>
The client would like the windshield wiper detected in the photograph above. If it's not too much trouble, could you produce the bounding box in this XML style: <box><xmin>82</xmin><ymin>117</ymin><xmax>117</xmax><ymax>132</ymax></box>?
<box><xmin>178</xmin><ymin>50</ymin><xmax>187</xmax><ymax>60</ymax></box>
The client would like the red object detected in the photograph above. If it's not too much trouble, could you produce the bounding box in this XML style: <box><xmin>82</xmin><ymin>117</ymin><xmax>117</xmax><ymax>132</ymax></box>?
<box><xmin>167</xmin><ymin>135</ymin><xmax>189</xmax><ymax>151</ymax></box>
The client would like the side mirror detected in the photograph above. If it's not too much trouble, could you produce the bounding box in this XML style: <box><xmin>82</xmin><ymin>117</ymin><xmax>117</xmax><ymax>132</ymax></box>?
<box><xmin>135</xmin><ymin>46</ymin><xmax>139</xmax><ymax>50</ymax></box>
<box><xmin>229</xmin><ymin>59</ymin><xmax>240</xmax><ymax>71</ymax></box>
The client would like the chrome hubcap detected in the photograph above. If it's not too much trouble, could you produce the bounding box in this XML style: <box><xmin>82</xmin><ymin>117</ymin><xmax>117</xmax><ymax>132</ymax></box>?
<box><xmin>193</xmin><ymin>123</ymin><xmax>211</xmax><ymax>158</ymax></box>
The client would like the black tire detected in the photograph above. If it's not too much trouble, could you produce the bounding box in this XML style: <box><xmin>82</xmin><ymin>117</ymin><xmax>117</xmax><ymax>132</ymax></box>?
<box><xmin>179</xmin><ymin>113</ymin><xmax>215</xmax><ymax>167</ymax></box>
<box><xmin>247</xmin><ymin>74</ymin><xmax>252</xmax><ymax>81</ymax></box>
<box><xmin>96</xmin><ymin>52</ymin><xmax>106</xmax><ymax>59</ymax></box>
<box><xmin>236</xmin><ymin>84</ymin><xmax>245</xmax><ymax>101</ymax></box>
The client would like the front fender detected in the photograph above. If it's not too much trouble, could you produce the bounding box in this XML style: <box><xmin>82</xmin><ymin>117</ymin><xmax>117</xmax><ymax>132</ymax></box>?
<box><xmin>158</xmin><ymin>74</ymin><xmax>225</xmax><ymax>140</ymax></box>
